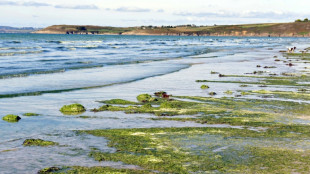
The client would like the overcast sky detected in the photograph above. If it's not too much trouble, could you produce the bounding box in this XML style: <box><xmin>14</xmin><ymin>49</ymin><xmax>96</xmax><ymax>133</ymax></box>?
<box><xmin>1</xmin><ymin>0</ymin><xmax>310</xmax><ymax>27</ymax></box>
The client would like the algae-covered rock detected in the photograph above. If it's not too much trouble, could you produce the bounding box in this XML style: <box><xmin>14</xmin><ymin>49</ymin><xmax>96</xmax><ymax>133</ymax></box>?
<box><xmin>209</xmin><ymin>92</ymin><xmax>217</xmax><ymax>96</ymax></box>
<box><xmin>38</xmin><ymin>167</ymin><xmax>61</xmax><ymax>174</ymax></box>
<box><xmin>224</xmin><ymin>90</ymin><xmax>233</xmax><ymax>95</ymax></box>
<box><xmin>23</xmin><ymin>139</ymin><xmax>59</xmax><ymax>147</ymax></box>
<box><xmin>200</xmin><ymin>85</ymin><xmax>210</xmax><ymax>89</ymax></box>
<box><xmin>60</xmin><ymin>103</ymin><xmax>86</xmax><ymax>114</ymax></box>
<box><xmin>2</xmin><ymin>114</ymin><xmax>21</xmax><ymax>122</ymax></box>
<box><xmin>141</xmin><ymin>103</ymin><xmax>152</xmax><ymax>109</ymax></box>
<box><xmin>137</xmin><ymin>94</ymin><xmax>152</xmax><ymax>102</ymax></box>
<box><xmin>23</xmin><ymin>113</ymin><xmax>40</xmax><ymax>116</ymax></box>
<box><xmin>98</xmin><ymin>105</ymin><xmax>111</xmax><ymax>111</ymax></box>
<box><xmin>154</xmin><ymin>91</ymin><xmax>167</xmax><ymax>97</ymax></box>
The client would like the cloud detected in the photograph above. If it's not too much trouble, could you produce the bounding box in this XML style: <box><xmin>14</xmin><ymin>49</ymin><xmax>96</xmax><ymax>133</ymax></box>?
<box><xmin>22</xmin><ymin>2</ymin><xmax>50</xmax><ymax>7</ymax></box>
<box><xmin>0</xmin><ymin>1</ymin><xmax>97</xmax><ymax>9</ymax></box>
<box><xmin>54</xmin><ymin>4</ymin><xmax>99</xmax><ymax>10</ymax></box>
<box><xmin>0</xmin><ymin>1</ymin><xmax>51</xmax><ymax>7</ymax></box>
<box><xmin>0</xmin><ymin>1</ymin><xmax>18</xmax><ymax>5</ymax></box>
<box><xmin>156</xmin><ymin>9</ymin><xmax>165</xmax><ymax>13</ymax></box>
<box><xmin>106</xmin><ymin>7</ymin><xmax>164</xmax><ymax>13</ymax></box>
<box><xmin>115</xmin><ymin>7</ymin><xmax>151</xmax><ymax>12</ymax></box>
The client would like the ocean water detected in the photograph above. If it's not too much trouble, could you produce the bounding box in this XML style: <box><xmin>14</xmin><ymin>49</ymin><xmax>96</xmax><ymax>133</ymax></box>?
<box><xmin>0</xmin><ymin>33</ymin><xmax>309</xmax><ymax>173</ymax></box>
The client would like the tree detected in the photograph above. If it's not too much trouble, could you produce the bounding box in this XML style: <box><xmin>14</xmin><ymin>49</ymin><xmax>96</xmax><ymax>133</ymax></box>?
<box><xmin>76</xmin><ymin>26</ymin><xmax>87</xmax><ymax>31</ymax></box>
<box><xmin>295</xmin><ymin>19</ymin><xmax>302</xmax><ymax>22</ymax></box>
<box><xmin>304</xmin><ymin>18</ymin><xmax>309</xmax><ymax>22</ymax></box>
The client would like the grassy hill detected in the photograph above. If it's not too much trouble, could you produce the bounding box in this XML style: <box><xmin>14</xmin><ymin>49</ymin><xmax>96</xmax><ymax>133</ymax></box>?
<box><xmin>34</xmin><ymin>22</ymin><xmax>310</xmax><ymax>37</ymax></box>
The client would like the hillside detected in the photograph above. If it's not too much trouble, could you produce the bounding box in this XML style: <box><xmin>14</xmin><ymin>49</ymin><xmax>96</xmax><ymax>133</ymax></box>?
<box><xmin>34</xmin><ymin>22</ymin><xmax>310</xmax><ymax>37</ymax></box>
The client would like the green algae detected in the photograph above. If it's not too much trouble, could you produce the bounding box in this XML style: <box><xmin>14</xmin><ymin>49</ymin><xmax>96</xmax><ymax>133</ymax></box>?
<box><xmin>240</xmin><ymin>91</ymin><xmax>250</xmax><ymax>96</ymax></box>
<box><xmin>40</xmin><ymin>166</ymin><xmax>150</xmax><ymax>174</ymax></box>
<box><xmin>224</xmin><ymin>90</ymin><xmax>233</xmax><ymax>95</ymax></box>
<box><xmin>23</xmin><ymin>139</ymin><xmax>59</xmax><ymax>147</ymax></box>
<box><xmin>90</xmin><ymin>92</ymin><xmax>310</xmax><ymax>127</ymax></box>
<box><xmin>22</xmin><ymin>113</ymin><xmax>40</xmax><ymax>116</ymax></box>
<box><xmin>141</xmin><ymin>103</ymin><xmax>152</xmax><ymax>109</ymax></box>
<box><xmin>200</xmin><ymin>85</ymin><xmax>209</xmax><ymax>89</ymax></box>
<box><xmin>251</xmin><ymin>89</ymin><xmax>310</xmax><ymax>101</ymax></box>
<box><xmin>196</xmin><ymin>73</ymin><xmax>310</xmax><ymax>87</ymax></box>
<box><xmin>98</xmin><ymin>99</ymin><xmax>138</xmax><ymax>105</ymax></box>
<box><xmin>175</xmin><ymin>95</ymin><xmax>310</xmax><ymax>117</ymax></box>
<box><xmin>286</xmin><ymin>52</ymin><xmax>310</xmax><ymax>57</ymax></box>
<box><xmin>136</xmin><ymin>94</ymin><xmax>152</xmax><ymax>102</ymax></box>
<box><xmin>60</xmin><ymin>103</ymin><xmax>86</xmax><ymax>115</ymax></box>
<box><xmin>38</xmin><ymin>167</ymin><xmax>61</xmax><ymax>174</ymax></box>
<box><xmin>2</xmin><ymin>114</ymin><xmax>21</xmax><ymax>122</ymax></box>
<box><xmin>80</xmin><ymin>127</ymin><xmax>310</xmax><ymax>173</ymax></box>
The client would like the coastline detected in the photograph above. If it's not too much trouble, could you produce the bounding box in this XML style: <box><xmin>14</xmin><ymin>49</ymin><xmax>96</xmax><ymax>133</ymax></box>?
<box><xmin>33</xmin><ymin>22</ymin><xmax>310</xmax><ymax>37</ymax></box>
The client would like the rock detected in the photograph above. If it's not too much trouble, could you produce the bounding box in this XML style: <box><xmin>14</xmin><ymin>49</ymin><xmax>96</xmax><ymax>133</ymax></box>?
<box><xmin>154</xmin><ymin>91</ymin><xmax>171</xmax><ymax>99</ymax></box>
<box><xmin>97</xmin><ymin>105</ymin><xmax>111</xmax><ymax>111</ymax></box>
<box><xmin>60</xmin><ymin>103</ymin><xmax>86</xmax><ymax>114</ymax></box>
<box><xmin>154</xmin><ymin>91</ymin><xmax>166</xmax><ymax>97</ymax></box>
<box><xmin>38</xmin><ymin>167</ymin><xmax>61</xmax><ymax>174</ymax></box>
<box><xmin>137</xmin><ymin>94</ymin><xmax>152</xmax><ymax>102</ymax></box>
<box><xmin>23</xmin><ymin>139</ymin><xmax>59</xmax><ymax>146</ymax></box>
<box><xmin>209</xmin><ymin>92</ymin><xmax>217</xmax><ymax>96</ymax></box>
<box><xmin>263</xmin><ymin>66</ymin><xmax>276</xmax><ymax>69</ymax></box>
<box><xmin>2</xmin><ymin>114</ymin><xmax>21</xmax><ymax>122</ymax></box>
<box><xmin>200</xmin><ymin>85</ymin><xmax>210</xmax><ymax>89</ymax></box>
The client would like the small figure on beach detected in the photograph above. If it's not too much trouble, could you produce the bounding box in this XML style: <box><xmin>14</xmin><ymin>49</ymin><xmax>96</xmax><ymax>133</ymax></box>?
<box><xmin>287</xmin><ymin>47</ymin><xmax>296</xmax><ymax>53</ymax></box>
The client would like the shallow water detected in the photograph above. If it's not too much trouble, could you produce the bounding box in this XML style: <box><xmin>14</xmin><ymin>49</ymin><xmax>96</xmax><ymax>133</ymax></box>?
<box><xmin>0</xmin><ymin>34</ymin><xmax>309</xmax><ymax>173</ymax></box>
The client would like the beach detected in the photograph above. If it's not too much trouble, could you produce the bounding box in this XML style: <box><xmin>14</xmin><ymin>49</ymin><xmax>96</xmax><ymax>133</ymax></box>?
<box><xmin>0</xmin><ymin>34</ymin><xmax>310</xmax><ymax>173</ymax></box>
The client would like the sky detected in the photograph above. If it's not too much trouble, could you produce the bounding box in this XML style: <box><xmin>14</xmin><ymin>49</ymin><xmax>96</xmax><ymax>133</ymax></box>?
<box><xmin>1</xmin><ymin>0</ymin><xmax>310</xmax><ymax>27</ymax></box>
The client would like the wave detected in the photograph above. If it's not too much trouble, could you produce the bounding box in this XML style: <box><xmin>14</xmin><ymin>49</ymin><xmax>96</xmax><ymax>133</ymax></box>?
<box><xmin>38</xmin><ymin>58</ymin><xmax>71</xmax><ymax>62</ymax></box>
<box><xmin>0</xmin><ymin>50</ymin><xmax>43</xmax><ymax>56</ymax></box>
<box><xmin>46</xmin><ymin>40</ymin><xmax>103</xmax><ymax>44</ymax></box>
<box><xmin>60</xmin><ymin>40</ymin><xmax>103</xmax><ymax>44</ymax></box>
<box><xmin>56</xmin><ymin>45</ymin><xmax>106</xmax><ymax>51</ymax></box>
<box><xmin>0</xmin><ymin>64</ymin><xmax>190</xmax><ymax>99</ymax></box>
<box><xmin>0</xmin><ymin>47</ymin><xmax>41</xmax><ymax>50</ymax></box>
<box><xmin>0</xmin><ymin>69</ymin><xmax>66</xmax><ymax>79</ymax></box>
<box><xmin>5</xmin><ymin>41</ymin><xmax>21</xmax><ymax>44</ymax></box>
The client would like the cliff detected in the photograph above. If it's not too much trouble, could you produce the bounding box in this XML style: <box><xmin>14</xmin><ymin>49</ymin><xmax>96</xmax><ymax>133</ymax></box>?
<box><xmin>34</xmin><ymin>23</ymin><xmax>310</xmax><ymax>37</ymax></box>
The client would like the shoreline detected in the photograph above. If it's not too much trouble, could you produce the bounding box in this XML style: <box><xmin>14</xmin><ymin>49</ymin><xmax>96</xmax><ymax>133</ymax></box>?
<box><xmin>29</xmin><ymin>32</ymin><xmax>310</xmax><ymax>38</ymax></box>
<box><xmin>34</xmin><ymin>22</ymin><xmax>310</xmax><ymax>37</ymax></box>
